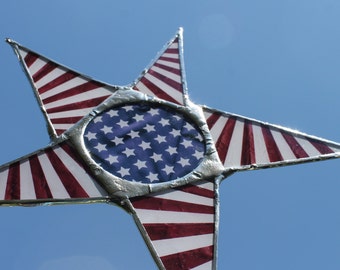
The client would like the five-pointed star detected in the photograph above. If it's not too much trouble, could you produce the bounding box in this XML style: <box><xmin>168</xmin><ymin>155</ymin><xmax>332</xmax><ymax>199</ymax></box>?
<box><xmin>107</xmin><ymin>155</ymin><xmax>119</xmax><ymax>165</ymax></box>
<box><xmin>3</xmin><ymin>28</ymin><xmax>340</xmax><ymax>270</ymax></box>
<box><xmin>122</xmin><ymin>148</ymin><xmax>135</xmax><ymax>157</ymax></box>
<box><xmin>112</xmin><ymin>136</ymin><xmax>124</xmax><ymax>146</ymax></box>
<box><xmin>101</xmin><ymin>125</ymin><xmax>112</xmax><ymax>134</ymax></box>
<box><xmin>118</xmin><ymin>167</ymin><xmax>130</xmax><ymax>177</ymax></box>
<box><xmin>85</xmin><ymin>132</ymin><xmax>96</xmax><ymax>140</ymax></box>
<box><xmin>181</xmin><ymin>139</ymin><xmax>193</xmax><ymax>149</ymax></box>
<box><xmin>94</xmin><ymin>143</ymin><xmax>106</xmax><ymax>153</ymax></box>
<box><xmin>139</xmin><ymin>141</ymin><xmax>151</xmax><ymax>150</ymax></box>
<box><xmin>134</xmin><ymin>114</ymin><xmax>144</xmax><ymax>122</ymax></box>
<box><xmin>118</xmin><ymin>119</ymin><xmax>129</xmax><ymax>128</ymax></box>
<box><xmin>151</xmin><ymin>153</ymin><xmax>162</xmax><ymax>162</ymax></box>
<box><xmin>128</xmin><ymin>130</ymin><xmax>140</xmax><ymax>139</ymax></box>
<box><xmin>134</xmin><ymin>160</ymin><xmax>147</xmax><ymax>170</ymax></box>
<box><xmin>155</xmin><ymin>135</ymin><xmax>167</xmax><ymax>144</ymax></box>
<box><xmin>147</xmin><ymin>172</ymin><xmax>159</xmax><ymax>183</ymax></box>
<box><xmin>166</xmin><ymin>146</ymin><xmax>177</xmax><ymax>156</ymax></box>
<box><xmin>144</xmin><ymin>124</ymin><xmax>155</xmax><ymax>133</ymax></box>
<box><xmin>178</xmin><ymin>157</ymin><xmax>191</xmax><ymax>167</ymax></box>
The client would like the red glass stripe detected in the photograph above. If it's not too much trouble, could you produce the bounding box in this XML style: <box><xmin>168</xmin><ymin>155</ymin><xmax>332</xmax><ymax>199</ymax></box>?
<box><xmin>135</xmin><ymin>77</ymin><xmax>181</xmax><ymax>104</ymax></box>
<box><xmin>42</xmin><ymin>81</ymin><xmax>105</xmax><ymax>105</ymax></box>
<box><xmin>144</xmin><ymin>223</ymin><xmax>214</xmax><ymax>241</ymax></box>
<box><xmin>215</xmin><ymin>116</ymin><xmax>236</xmax><ymax>164</ymax></box>
<box><xmin>164</xmin><ymin>48</ymin><xmax>179</xmax><ymax>54</ymax></box>
<box><xmin>38</xmin><ymin>70</ymin><xmax>79</xmax><ymax>94</ymax></box>
<box><xmin>29</xmin><ymin>154</ymin><xmax>53</xmax><ymax>199</ymax></box>
<box><xmin>307</xmin><ymin>138</ymin><xmax>334</xmax><ymax>154</ymax></box>
<box><xmin>154</xmin><ymin>62</ymin><xmax>181</xmax><ymax>76</ymax></box>
<box><xmin>261</xmin><ymin>125</ymin><xmax>283</xmax><ymax>162</ymax></box>
<box><xmin>24</xmin><ymin>51</ymin><xmax>39</xmax><ymax>68</ymax></box>
<box><xmin>281</xmin><ymin>132</ymin><xmax>308</xmax><ymax>158</ymax></box>
<box><xmin>161</xmin><ymin>245</ymin><xmax>213</xmax><ymax>270</ymax></box>
<box><xmin>60</xmin><ymin>143</ymin><xmax>98</xmax><ymax>179</ymax></box>
<box><xmin>148</xmin><ymin>69</ymin><xmax>182</xmax><ymax>93</ymax></box>
<box><xmin>158</xmin><ymin>56</ymin><xmax>180</xmax><ymax>64</ymax></box>
<box><xmin>241</xmin><ymin>120</ymin><xmax>256</xmax><ymax>165</ymax></box>
<box><xmin>46</xmin><ymin>95</ymin><xmax>110</xmax><ymax>114</ymax></box>
<box><xmin>55</xmin><ymin>129</ymin><xmax>64</xmax><ymax>136</ymax></box>
<box><xmin>44</xmin><ymin>147</ymin><xmax>89</xmax><ymax>198</ymax></box>
<box><xmin>131</xmin><ymin>196</ymin><xmax>214</xmax><ymax>214</ymax></box>
<box><xmin>50</xmin><ymin>116</ymin><xmax>83</xmax><ymax>124</ymax></box>
<box><xmin>206</xmin><ymin>112</ymin><xmax>221</xmax><ymax>129</ymax></box>
<box><xmin>175</xmin><ymin>182</ymin><xmax>214</xmax><ymax>198</ymax></box>
<box><xmin>5</xmin><ymin>162</ymin><xmax>20</xmax><ymax>200</ymax></box>
<box><xmin>33</xmin><ymin>61</ymin><xmax>58</xmax><ymax>83</ymax></box>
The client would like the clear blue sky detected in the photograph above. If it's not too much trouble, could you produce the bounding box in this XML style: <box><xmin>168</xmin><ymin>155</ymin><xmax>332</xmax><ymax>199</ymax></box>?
<box><xmin>1</xmin><ymin>1</ymin><xmax>340</xmax><ymax>269</ymax></box>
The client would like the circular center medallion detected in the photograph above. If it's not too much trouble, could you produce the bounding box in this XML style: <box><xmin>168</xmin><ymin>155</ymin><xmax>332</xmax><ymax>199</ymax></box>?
<box><xmin>83</xmin><ymin>103</ymin><xmax>205</xmax><ymax>183</ymax></box>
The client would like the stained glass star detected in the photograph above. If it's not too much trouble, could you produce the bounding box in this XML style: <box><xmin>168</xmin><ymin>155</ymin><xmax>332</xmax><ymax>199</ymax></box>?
<box><xmin>2</xmin><ymin>28</ymin><xmax>340</xmax><ymax>270</ymax></box>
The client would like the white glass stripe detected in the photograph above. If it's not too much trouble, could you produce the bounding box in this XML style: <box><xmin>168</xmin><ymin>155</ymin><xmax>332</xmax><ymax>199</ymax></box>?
<box><xmin>153</xmin><ymin>190</ymin><xmax>214</xmax><ymax>207</ymax></box>
<box><xmin>135</xmin><ymin>209</ymin><xmax>214</xmax><ymax>224</ymax></box>
<box><xmin>208</xmin><ymin>115</ymin><xmax>228</xmax><ymax>144</ymax></box>
<box><xmin>135</xmin><ymin>81</ymin><xmax>155</xmax><ymax>96</ymax></box>
<box><xmin>44</xmin><ymin>88</ymin><xmax>110</xmax><ymax>109</ymax></box>
<box><xmin>37</xmin><ymin>154</ymin><xmax>70</xmax><ymax>198</ymax></box>
<box><xmin>151</xmin><ymin>66</ymin><xmax>181</xmax><ymax>83</ymax></box>
<box><xmin>35</xmin><ymin>66</ymin><xmax>67</xmax><ymax>89</ymax></box>
<box><xmin>224</xmin><ymin>120</ymin><xmax>244</xmax><ymax>167</ymax></box>
<box><xmin>192</xmin><ymin>261</ymin><xmax>213</xmax><ymax>270</ymax></box>
<box><xmin>154</xmin><ymin>233</ymin><xmax>214</xmax><ymax>257</ymax></box>
<box><xmin>49</xmin><ymin>108</ymin><xmax>90</xmax><ymax>119</ymax></box>
<box><xmin>195</xmin><ymin>180</ymin><xmax>214</xmax><ymax>191</ymax></box>
<box><xmin>162</xmin><ymin>53</ymin><xmax>179</xmax><ymax>59</ymax></box>
<box><xmin>52</xmin><ymin>123</ymin><xmax>74</xmax><ymax>131</ymax></box>
<box><xmin>252</xmin><ymin>124</ymin><xmax>270</xmax><ymax>164</ymax></box>
<box><xmin>271</xmin><ymin>129</ymin><xmax>296</xmax><ymax>160</ymax></box>
<box><xmin>53</xmin><ymin>147</ymin><xmax>107</xmax><ymax>197</ymax></box>
<box><xmin>40</xmin><ymin>76</ymin><xmax>88</xmax><ymax>100</ymax></box>
<box><xmin>18</xmin><ymin>49</ymin><xmax>28</xmax><ymax>59</ymax></box>
<box><xmin>29</xmin><ymin>58</ymin><xmax>48</xmax><ymax>77</ymax></box>
<box><xmin>144</xmin><ymin>73</ymin><xmax>183</xmax><ymax>103</ymax></box>
<box><xmin>295</xmin><ymin>137</ymin><xmax>321</xmax><ymax>157</ymax></box>
<box><xmin>168</xmin><ymin>42</ymin><xmax>179</xmax><ymax>49</ymax></box>
<box><xmin>20</xmin><ymin>160</ymin><xmax>36</xmax><ymax>200</ymax></box>
<box><xmin>0</xmin><ymin>169</ymin><xmax>9</xmax><ymax>200</ymax></box>
<box><xmin>156</xmin><ymin>59</ymin><xmax>180</xmax><ymax>69</ymax></box>
<box><xmin>330</xmin><ymin>146</ymin><xmax>340</xmax><ymax>153</ymax></box>
<box><xmin>203</xmin><ymin>110</ymin><xmax>213</xmax><ymax>120</ymax></box>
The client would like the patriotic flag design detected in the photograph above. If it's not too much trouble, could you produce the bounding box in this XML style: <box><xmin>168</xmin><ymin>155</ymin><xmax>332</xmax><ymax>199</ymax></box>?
<box><xmin>4</xmin><ymin>29</ymin><xmax>340</xmax><ymax>270</ymax></box>
<box><xmin>132</xmin><ymin>31</ymin><xmax>186</xmax><ymax>105</ymax></box>
<box><xmin>131</xmin><ymin>180</ymin><xmax>216</xmax><ymax>270</ymax></box>
<box><xmin>0</xmin><ymin>142</ymin><xmax>107</xmax><ymax>204</ymax></box>
<box><xmin>204</xmin><ymin>107</ymin><xmax>340</xmax><ymax>169</ymax></box>
<box><xmin>7</xmin><ymin>40</ymin><xmax>116</xmax><ymax>137</ymax></box>
<box><xmin>84</xmin><ymin>103</ymin><xmax>205</xmax><ymax>183</ymax></box>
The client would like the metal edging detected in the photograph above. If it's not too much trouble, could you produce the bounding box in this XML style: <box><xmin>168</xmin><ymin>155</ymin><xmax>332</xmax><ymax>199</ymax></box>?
<box><xmin>6</xmin><ymin>39</ymin><xmax>58</xmax><ymax>140</ymax></box>
<box><xmin>123</xmin><ymin>198</ymin><xmax>166</xmax><ymax>270</ymax></box>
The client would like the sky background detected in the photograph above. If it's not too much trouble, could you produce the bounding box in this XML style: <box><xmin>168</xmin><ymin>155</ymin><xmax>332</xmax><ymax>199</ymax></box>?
<box><xmin>1</xmin><ymin>1</ymin><xmax>340</xmax><ymax>269</ymax></box>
